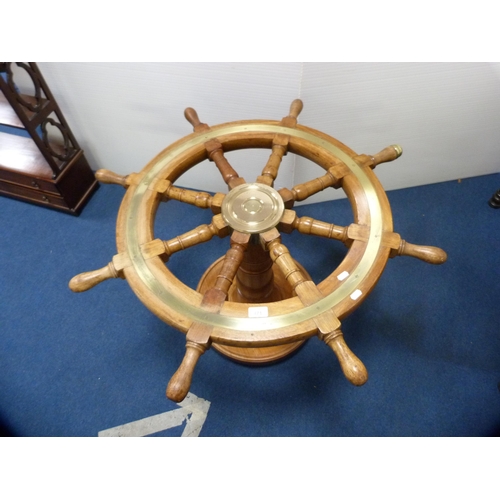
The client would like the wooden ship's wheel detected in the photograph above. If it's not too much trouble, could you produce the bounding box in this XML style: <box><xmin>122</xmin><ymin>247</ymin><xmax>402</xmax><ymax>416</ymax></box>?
<box><xmin>69</xmin><ymin>100</ymin><xmax>447</xmax><ymax>402</ymax></box>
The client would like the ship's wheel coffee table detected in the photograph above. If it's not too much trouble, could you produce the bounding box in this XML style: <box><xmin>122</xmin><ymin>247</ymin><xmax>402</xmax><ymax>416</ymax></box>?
<box><xmin>70</xmin><ymin>100</ymin><xmax>447</xmax><ymax>402</ymax></box>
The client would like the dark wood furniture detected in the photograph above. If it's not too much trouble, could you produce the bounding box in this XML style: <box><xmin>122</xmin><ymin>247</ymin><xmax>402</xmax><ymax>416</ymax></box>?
<box><xmin>0</xmin><ymin>62</ymin><xmax>98</xmax><ymax>215</ymax></box>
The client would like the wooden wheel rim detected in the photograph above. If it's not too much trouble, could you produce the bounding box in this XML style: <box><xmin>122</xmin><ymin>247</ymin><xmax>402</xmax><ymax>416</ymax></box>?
<box><xmin>116</xmin><ymin>120</ymin><xmax>393</xmax><ymax>347</ymax></box>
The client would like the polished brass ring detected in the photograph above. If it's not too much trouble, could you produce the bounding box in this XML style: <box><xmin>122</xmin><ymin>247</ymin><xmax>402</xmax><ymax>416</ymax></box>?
<box><xmin>119</xmin><ymin>121</ymin><xmax>392</xmax><ymax>339</ymax></box>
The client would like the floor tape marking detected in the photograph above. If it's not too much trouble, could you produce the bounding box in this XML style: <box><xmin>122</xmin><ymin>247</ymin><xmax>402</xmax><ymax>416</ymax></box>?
<box><xmin>98</xmin><ymin>392</ymin><xmax>211</xmax><ymax>437</ymax></box>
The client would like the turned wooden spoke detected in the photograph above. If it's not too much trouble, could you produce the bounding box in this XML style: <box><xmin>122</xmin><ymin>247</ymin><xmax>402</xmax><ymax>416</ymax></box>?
<box><xmin>212</xmin><ymin>231</ymin><xmax>250</xmax><ymax>295</ymax></box>
<box><xmin>278</xmin><ymin>145</ymin><xmax>401</xmax><ymax>208</ymax></box>
<box><xmin>387</xmin><ymin>235</ymin><xmax>447</xmax><ymax>265</ymax></box>
<box><xmin>261</xmin><ymin>228</ymin><xmax>311</xmax><ymax>294</ymax></box>
<box><xmin>322</xmin><ymin>329</ymin><xmax>369</xmax><ymax>386</ymax></box>
<box><xmin>166</xmin><ymin>231</ymin><xmax>250</xmax><ymax>402</ymax></box>
<box><xmin>160</xmin><ymin>180</ymin><xmax>225</xmax><ymax>213</ymax></box>
<box><xmin>370</xmin><ymin>145</ymin><xmax>403</xmax><ymax>167</ymax></box>
<box><xmin>166</xmin><ymin>339</ymin><xmax>208</xmax><ymax>402</ymax></box>
<box><xmin>70</xmin><ymin>214</ymin><xmax>235</xmax><ymax>292</ymax></box>
<box><xmin>95</xmin><ymin>169</ymin><xmax>130</xmax><ymax>187</ymax></box>
<box><xmin>95</xmin><ymin>169</ymin><xmax>226</xmax><ymax>214</ymax></box>
<box><xmin>69</xmin><ymin>261</ymin><xmax>122</xmax><ymax>293</ymax></box>
<box><xmin>279</xmin><ymin>209</ymin><xmax>349</xmax><ymax>244</ymax></box>
<box><xmin>184</xmin><ymin>107</ymin><xmax>245</xmax><ymax>189</ymax></box>
<box><xmin>162</xmin><ymin>214</ymin><xmax>229</xmax><ymax>261</ymax></box>
<box><xmin>257</xmin><ymin>136</ymin><xmax>287</xmax><ymax>187</ymax></box>
<box><xmin>260</xmin><ymin>228</ymin><xmax>368</xmax><ymax>385</ymax></box>
<box><xmin>353</xmin><ymin>144</ymin><xmax>403</xmax><ymax>170</ymax></box>
<box><xmin>184</xmin><ymin>107</ymin><xmax>210</xmax><ymax>132</ymax></box>
<box><xmin>205</xmin><ymin>139</ymin><xmax>245</xmax><ymax>189</ymax></box>
<box><xmin>257</xmin><ymin>99</ymin><xmax>303</xmax><ymax>186</ymax></box>
<box><xmin>279</xmin><ymin>166</ymin><xmax>342</xmax><ymax>208</ymax></box>
<box><xmin>279</xmin><ymin>209</ymin><xmax>447</xmax><ymax>265</ymax></box>
<box><xmin>69</xmin><ymin>240</ymin><xmax>162</xmax><ymax>292</ymax></box>
<box><xmin>95</xmin><ymin>169</ymin><xmax>143</xmax><ymax>188</ymax></box>
<box><xmin>346</xmin><ymin>227</ymin><xmax>447</xmax><ymax>265</ymax></box>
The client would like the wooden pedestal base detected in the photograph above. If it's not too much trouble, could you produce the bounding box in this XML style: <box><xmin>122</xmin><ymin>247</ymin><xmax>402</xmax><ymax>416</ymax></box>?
<box><xmin>197</xmin><ymin>255</ymin><xmax>311</xmax><ymax>364</ymax></box>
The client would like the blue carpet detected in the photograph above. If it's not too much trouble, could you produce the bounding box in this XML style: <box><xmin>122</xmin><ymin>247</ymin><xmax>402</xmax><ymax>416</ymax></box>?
<box><xmin>1</xmin><ymin>172</ymin><xmax>500</xmax><ymax>437</ymax></box>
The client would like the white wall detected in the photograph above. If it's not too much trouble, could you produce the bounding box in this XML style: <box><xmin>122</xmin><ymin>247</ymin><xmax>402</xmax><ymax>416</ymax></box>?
<box><xmin>297</xmin><ymin>62</ymin><xmax>500</xmax><ymax>202</ymax></box>
<box><xmin>33</xmin><ymin>62</ymin><xmax>500</xmax><ymax>203</ymax></box>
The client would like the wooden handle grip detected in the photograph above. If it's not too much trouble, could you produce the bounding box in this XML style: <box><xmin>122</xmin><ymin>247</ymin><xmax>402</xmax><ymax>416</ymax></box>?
<box><xmin>289</xmin><ymin>99</ymin><xmax>303</xmax><ymax>119</ymax></box>
<box><xmin>398</xmin><ymin>241</ymin><xmax>448</xmax><ymax>265</ymax></box>
<box><xmin>95</xmin><ymin>169</ymin><xmax>129</xmax><ymax>187</ymax></box>
<box><xmin>166</xmin><ymin>342</ymin><xmax>206</xmax><ymax>402</ymax></box>
<box><xmin>372</xmin><ymin>145</ymin><xmax>403</xmax><ymax>167</ymax></box>
<box><xmin>69</xmin><ymin>263</ymin><xmax>117</xmax><ymax>292</ymax></box>
<box><xmin>325</xmin><ymin>331</ymin><xmax>368</xmax><ymax>386</ymax></box>
<box><xmin>184</xmin><ymin>107</ymin><xmax>202</xmax><ymax>129</ymax></box>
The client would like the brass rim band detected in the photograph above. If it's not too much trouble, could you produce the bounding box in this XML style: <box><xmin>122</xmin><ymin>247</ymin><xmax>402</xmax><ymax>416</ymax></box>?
<box><xmin>123</xmin><ymin>122</ymin><xmax>389</xmax><ymax>333</ymax></box>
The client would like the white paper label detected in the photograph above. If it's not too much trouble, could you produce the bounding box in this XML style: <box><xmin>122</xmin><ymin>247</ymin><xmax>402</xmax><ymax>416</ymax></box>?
<box><xmin>248</xmin><ymin>306</ymin><xmax>269</xmax><ymax>318</ymax></box>
<box><xmin>337</xmin><ymin>271</ymin><xmax>350</xmax><ymax>281</ymax></box>
<box><xmin>350</xmin><ymin>289</ymin><xmax>363</xmax><ymax>300</ymax></box>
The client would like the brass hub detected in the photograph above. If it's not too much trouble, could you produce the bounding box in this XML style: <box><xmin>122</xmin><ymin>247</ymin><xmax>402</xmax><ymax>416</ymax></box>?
<box><xmin>221</xmin><ymin>183</ymin><xmax>285</xmax><ymax>234</ymax></box>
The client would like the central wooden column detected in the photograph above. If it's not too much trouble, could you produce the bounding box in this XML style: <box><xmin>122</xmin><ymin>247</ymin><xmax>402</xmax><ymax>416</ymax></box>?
<box><xmin>197</xmin><ymin>235</ymin><xmax>311</xmax><ymax>363</ymax></box>
<box><xmin>229</xmin><ymin>235</ymin><xmax>291</xmax><ymax>303</ymax></box>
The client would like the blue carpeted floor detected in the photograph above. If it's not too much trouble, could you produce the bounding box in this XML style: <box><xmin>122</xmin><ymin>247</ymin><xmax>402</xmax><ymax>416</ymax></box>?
<box><xmin>1</xmin><ymin>172</ymin><xmax>499</xmax><ymax>437</ymax></box>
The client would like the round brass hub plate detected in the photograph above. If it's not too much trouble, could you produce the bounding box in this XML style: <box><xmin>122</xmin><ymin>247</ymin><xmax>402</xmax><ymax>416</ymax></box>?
<box><xmin>221</xmin><ymin>183</ymin><xmax>285</xmax><ymax>234</ymax></box>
